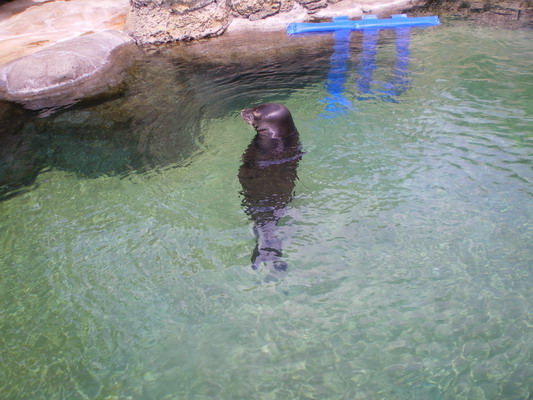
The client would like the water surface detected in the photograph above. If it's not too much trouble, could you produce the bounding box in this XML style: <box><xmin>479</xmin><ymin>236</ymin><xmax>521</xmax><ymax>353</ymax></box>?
<box><xmin>1</xmin><ymin>22</ymin><xmax>532</xmax><ymax>399</ymax></box>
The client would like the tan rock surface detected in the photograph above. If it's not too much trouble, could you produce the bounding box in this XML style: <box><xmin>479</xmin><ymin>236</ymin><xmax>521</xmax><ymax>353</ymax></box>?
<box><xmin>127</xmin><ymin>0</ymin><xmax>422</xmax><ymax>43</ymax></box>
<box><xmin>0</xmin><ymin>0</ymin><xmax>129</xmax><ymax>66</ymax></box>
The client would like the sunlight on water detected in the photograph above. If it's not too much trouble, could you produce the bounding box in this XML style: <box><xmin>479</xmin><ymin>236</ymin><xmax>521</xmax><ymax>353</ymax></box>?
<box><xmin>1</xmin><ymin>22</ymin><xmax>532</xmax><ymax>399</ymax></box>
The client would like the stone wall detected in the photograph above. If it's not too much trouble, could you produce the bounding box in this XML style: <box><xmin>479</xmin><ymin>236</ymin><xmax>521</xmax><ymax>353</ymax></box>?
<box><xmin>418</xmin><ymin>0</ymin><xmax>533</xmax><ymax>29</ymax></box>
<box><xmin>126</xmin><ymin>0</ymin><xmax>230</xmax><ymax>43</ymax></box>
<box><xmin>125</xmin><ymin>0</ymin><xmax>413</xmax><ymax>43</ymax></box>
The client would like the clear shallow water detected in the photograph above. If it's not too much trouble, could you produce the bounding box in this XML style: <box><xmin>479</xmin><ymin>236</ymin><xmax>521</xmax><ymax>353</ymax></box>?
<box><xmin>1</xmin><ymin>23</ymin><xmax>532</xmax><ymax>399</ymax></box>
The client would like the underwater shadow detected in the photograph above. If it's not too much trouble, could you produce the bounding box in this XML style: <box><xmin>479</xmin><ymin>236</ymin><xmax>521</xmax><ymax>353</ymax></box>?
<box><xmin>0</xmin><ymin>34</ymin><xmax>334</xmax><ymax>200</ymax></box>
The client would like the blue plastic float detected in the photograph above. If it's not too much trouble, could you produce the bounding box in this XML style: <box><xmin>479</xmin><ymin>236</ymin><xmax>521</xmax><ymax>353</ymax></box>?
<box><xmin>292</xmin><ymin>14</ymin><xmax>440</xmax><ymax>118</ymax></box>
<box><xmin>287</xmin><ymin>14</ymin><xmax>440</xmax><ymax>118</ymax></box>
<box><xmin>287</xmin><ymin>14</ymin><xmax>440</xmax><ymax>35</ymax></box>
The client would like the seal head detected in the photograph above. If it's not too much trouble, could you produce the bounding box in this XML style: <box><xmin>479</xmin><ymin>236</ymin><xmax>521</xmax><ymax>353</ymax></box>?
<box><xmin>241</xmin><ymin>103</ymin><xmax>297</xmax><ymax>139</ymax></box>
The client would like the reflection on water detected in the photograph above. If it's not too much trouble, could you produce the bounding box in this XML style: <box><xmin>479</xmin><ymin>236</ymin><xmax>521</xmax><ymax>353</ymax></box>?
<box><xmin>355</xmin><ymin>27</ymin><xmax>411</xmax><ymax>101</ymax></box>
<box><xmin>0</xmin><ymin>23</ymin><xmax>532</xmax><ymax>400</ymax></box>
<box><xmin>0</xmin><ymin>57</ymin><xmax>205</xmax><ymax>198</ymax></box>
<box><xmin>321</xmin><ymin>29</ymin><xmax>352</xmax><ymax>117</ymax></box>
<box><xmin>0</xmin><ymin>31</ymin><xmax>332</xmax><ymax>200</ymax></box>
<box><xmin>322</xmin><ymin>21</ymin><xmax>416</xmax><ymax>118</ymax></box>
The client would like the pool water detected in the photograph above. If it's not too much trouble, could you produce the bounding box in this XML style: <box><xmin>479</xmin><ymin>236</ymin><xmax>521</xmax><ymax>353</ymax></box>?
<box><xmin>1</xmin><ymin>22</ymin><xmax>532</xmax><ymax>399</ymax></box>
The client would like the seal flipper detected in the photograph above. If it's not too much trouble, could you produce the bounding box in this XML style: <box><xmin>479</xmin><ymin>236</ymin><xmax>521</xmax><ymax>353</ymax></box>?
<box><xmin>250</xmin><ymin>244</ymin><xmax>284</xmax><ymax>270</ymax></box>
<box><xmin>250</xmin><ymin>220</ymin><xmax>286</xmax><ymax>268</ymax></box>
<box><xmin>250</xmin><ymin>232</ymin><xmax>288</xmax><ymax>281</ymax></box>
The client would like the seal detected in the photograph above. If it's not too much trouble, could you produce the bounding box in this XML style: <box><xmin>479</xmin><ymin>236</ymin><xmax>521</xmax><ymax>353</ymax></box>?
<box><xmin>238</xmin><ymin>103</ymin><xmax>303</xmax><ymax>276</ymax></box>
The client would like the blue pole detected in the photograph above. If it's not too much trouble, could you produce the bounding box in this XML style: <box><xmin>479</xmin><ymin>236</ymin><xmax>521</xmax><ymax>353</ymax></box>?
<box><xmin>287</xmin><ymin>14</ymin><xmax>439</xmax><ymax>35</ymax></box>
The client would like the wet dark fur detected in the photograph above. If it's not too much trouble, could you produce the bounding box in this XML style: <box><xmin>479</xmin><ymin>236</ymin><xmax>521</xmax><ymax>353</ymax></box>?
<box><xmin>238</xmin><ymin>103</ymin><xmax>302</xmax><ymax>272</ymax></box>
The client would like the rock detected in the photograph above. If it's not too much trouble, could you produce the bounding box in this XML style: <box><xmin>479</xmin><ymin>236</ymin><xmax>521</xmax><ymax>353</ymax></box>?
<box><xmin>0</xmin><ymin>54</ymin><xmax>205</xmax><ymax>185</ymax></box>
<box><xmin>0</xmin><ymin>0</ymin><xmax>129</xmax><ymax>66</ymax></box>
<box><xmin>126</xmin><ymin>0</ymin><xmax>423</xmax><ymax>44</ymax></box>
<box><xmin>230</xmin><ymin>0</ymin><xmax>294</xmax><ymax>20</ymax></box>
<box><xmin>126</xmin><ymin>0</ymin><xmax>232</xmax><ymax>43</ymax></box>
<box><xmin>298</xmin><ymin>0</ymin><xmax>329</xmax><ymax>14</ymax></box>
<box><xmin>416</xmin><ymin>0</ymin><xmax>532</xmax><ymax>29</ymax></box>
<box><xmin>0</xmin><ymin>30</ymin><xmax>138</xmax><ymax>111</ymax></box>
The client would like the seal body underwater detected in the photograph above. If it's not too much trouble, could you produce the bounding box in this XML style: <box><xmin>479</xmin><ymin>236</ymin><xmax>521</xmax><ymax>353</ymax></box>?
<box><xmin>238</xmin><ymin>103</ymin><xmax>303</xmax><ymax>274</ymax></box>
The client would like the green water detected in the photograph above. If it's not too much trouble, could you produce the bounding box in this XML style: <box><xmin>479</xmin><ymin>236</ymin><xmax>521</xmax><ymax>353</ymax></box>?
<box><xmin>1</xmin><ymin>23</ymin><xmax>532</xmax><ymax>399</ymax></box>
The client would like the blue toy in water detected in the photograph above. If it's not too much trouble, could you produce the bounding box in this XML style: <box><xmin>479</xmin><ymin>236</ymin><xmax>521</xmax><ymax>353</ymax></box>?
<box><xmin>313</xmin><ymin>15</ymin><xmax>440</xmax><ymax>118</ymax></box>
<box><xmin>286</xmin><ymin>14</ymin><xmax>440</xmax><ymax>35</ymax></box>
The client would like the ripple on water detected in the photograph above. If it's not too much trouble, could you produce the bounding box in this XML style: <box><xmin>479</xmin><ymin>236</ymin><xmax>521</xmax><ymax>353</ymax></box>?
<box><xmin>1</xmin><ymin>22</ymin><xmax>532</xmax><ymax>399</ymax></box>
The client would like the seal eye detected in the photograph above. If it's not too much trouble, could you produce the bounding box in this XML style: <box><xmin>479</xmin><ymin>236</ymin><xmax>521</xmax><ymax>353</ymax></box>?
<box><xmin>252</xmin><ymin>110</ymin><xmax>261</xmax><ymax>119</ymax></box>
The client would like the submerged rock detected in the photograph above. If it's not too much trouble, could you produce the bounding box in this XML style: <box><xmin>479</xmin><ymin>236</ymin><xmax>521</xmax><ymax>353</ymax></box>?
<box><xmin>0</xmin><ymin>101</ymin><xmax>40</xmax><ymax>200</ymax></box>
<box><xmin>0</xmin><ymin>30</ymin><xmax>138</xmax><ymax>111</ymax></box>
<box><xmin>0</xmin><ymin>53</ymin><xmax>206</xmax><ymax>194</ymax></box>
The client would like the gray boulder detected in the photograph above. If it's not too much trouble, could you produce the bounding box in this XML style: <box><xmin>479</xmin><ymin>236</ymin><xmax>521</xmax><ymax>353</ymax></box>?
<box><xmin>0</xmin><ymin>30</ymin><xmax>137</xmax><ymax>111</ymax></box>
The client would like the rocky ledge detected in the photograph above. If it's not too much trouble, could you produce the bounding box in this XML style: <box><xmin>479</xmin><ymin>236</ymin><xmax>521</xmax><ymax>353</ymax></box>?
<box><xmin>125</xmin><ymin>0</ymin><xmax>420</xmax><ymax>43</ymax></box>
<box><xmin>417</xmin><ymin>0</ymin><xmax>532</xmax><ymax>29</ymax></box>
<box><xmin>0</xmin><ymin>0</ymin><xmax>133</xmax><ymax>111</ymax></box>
<box><xmin>0</xmin><ymin>30</ymin><xmax>137</xmax><ymax>111</ymax></box>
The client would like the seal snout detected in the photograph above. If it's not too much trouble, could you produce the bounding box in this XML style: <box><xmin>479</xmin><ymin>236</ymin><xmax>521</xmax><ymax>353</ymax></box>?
<box><xmin>241</xmin><ymin>108</ymin><xmax>254</xmax><ymax>125</ymax></box>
